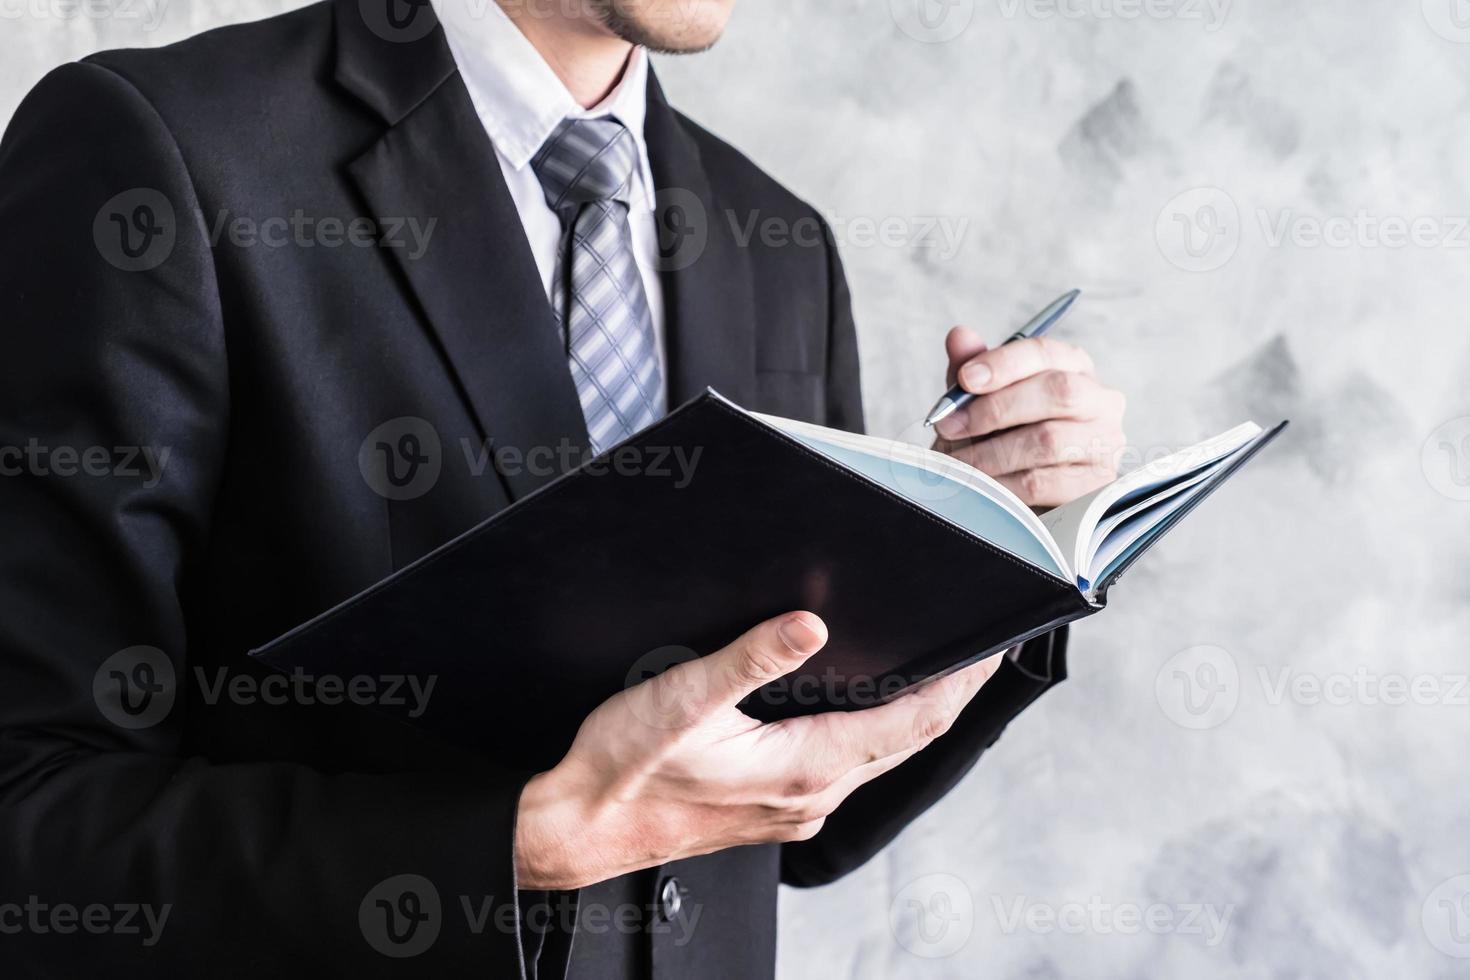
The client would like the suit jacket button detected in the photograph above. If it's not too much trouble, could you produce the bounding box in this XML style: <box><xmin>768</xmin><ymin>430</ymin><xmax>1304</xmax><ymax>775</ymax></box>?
<box><xmin>658</xmin><ymin>876</ymin><xmax>684</xmax><ymax>921</ymax></box>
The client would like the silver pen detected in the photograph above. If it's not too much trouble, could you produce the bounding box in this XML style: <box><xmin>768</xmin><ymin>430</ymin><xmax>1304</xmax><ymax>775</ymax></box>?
<box><xmin>922</xmin><ymin>288</ymin><xmax>1082</xmax><ymax>428</ymax></box>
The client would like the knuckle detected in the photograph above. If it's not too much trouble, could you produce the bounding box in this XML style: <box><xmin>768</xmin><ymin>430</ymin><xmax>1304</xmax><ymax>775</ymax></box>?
<box><xmin>736</xmin><ymin>646</ymin><xmax>784</xmax><ymax>686</ymax></box>
<box><xmin>1033</xmin><ymin>421</ymin><xmax>1063</xmax><ymax>456</ymax></box>
<box><xmin>917</xmin><ymin>709</ymin><xmax>954</xmax><ymax>743</ymax></box>
<box><xmin>969</xmin><ymin>396</ymin><xmax>1000</xmax><ymax>434</ymax></box>
<box><xmin>784</xmin><ymin>764</ymin><xmax>834</xmax><ymax>798</ymax></box>
<box><xmin>1044</xmin><ymin>369</ymin><xmax>1078</xmax><ymax>408</ymax></box>
<box><xmin>785</xmin><ymin>818</ymin><xmax>826</xmax><ymax>843</ymax></box>
<box><xmin>788</xmin><ymin>798</ymin><xmax>829</xmax><ymax>824</ymax></box>
<box><xmin>1019</xmin><ymin>468</ymin><xmax>1051</xmax><ymax>503</ymax></box>
<box><xmin>1036</xmin><ymin>336</ymin><xmax>1069</xmax><ymax>367</ymax></box>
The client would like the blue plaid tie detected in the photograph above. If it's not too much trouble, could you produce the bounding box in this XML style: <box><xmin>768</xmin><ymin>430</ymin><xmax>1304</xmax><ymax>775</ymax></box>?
<box><xmin>531</xmin><ymin>116</ymin><xmax>665</xmax><ymax>454</ymax></box>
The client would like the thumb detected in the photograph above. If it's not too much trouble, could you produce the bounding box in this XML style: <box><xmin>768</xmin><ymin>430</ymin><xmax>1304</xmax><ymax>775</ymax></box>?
<box><xmin>699</xmin><ymin>612</ymin><xmax>828</xmax><ymax>713</ymax></box>
<box><xmin>944</xmin><ymin>326</ymin><xmax>988</xmax><ymax>386</ymax></box>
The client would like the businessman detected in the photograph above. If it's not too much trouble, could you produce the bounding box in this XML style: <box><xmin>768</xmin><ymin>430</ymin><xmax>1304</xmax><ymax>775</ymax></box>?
<box><xmin>0</xmin><ymin>0</ymin><xmax>1127</xmax><ymax>976</ymax></box>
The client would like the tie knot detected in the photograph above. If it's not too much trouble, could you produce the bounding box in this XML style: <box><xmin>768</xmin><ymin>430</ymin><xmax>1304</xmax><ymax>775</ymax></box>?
<box><xmin>530</xmin><ymin>117</ymin><xmax>640</xmax><ymax>215</ymax></box>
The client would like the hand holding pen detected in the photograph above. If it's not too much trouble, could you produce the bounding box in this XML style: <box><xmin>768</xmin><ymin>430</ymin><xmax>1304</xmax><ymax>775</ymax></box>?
<box><xmin>924</xmin><ymin>289</ymin><xmax>1129</xmax><ymax>509</ymax></box>
<box><xmin>923</xmin><ymin>289</ymin><xmax>1081</xmax><ymax>427</ymax></box>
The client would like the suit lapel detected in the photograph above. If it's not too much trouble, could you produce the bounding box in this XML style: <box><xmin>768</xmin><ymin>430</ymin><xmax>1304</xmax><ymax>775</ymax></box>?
<box><xmin>334</xmin><ymin>0</ymin><xmax>588</xmax><ymax>502</ymax></box>
<box><xmin>644</xmin><ymin>74</ymin><xmax>759</xmax><ymax>408</ymax></box>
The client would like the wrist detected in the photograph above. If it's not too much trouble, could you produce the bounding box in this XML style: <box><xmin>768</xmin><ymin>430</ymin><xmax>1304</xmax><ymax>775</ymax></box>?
<box><xmin>515</xmin><ymin>764</ymin><xmax>612</xmax><ymax>890</ymax></box>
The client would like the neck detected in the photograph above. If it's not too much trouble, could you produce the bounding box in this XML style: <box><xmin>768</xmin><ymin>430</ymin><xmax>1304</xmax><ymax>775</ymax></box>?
<box><xmin>497</xmin><ymin>3</ymin><xmax>635</xmax><ymax>108</ymax></box>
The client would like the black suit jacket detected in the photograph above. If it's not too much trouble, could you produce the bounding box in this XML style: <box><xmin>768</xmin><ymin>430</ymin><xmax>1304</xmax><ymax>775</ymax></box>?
<box><xmin>0</xmin><ymin>2</ymin><xmax>1066</xmax><ymax>977</ymax></box>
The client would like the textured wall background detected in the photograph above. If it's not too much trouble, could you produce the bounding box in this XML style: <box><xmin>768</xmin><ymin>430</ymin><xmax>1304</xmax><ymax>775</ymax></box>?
<box><xmin>6</xmin><ymin>0</ymin><xmax>1470</xmax><ymax>976</ymax></box>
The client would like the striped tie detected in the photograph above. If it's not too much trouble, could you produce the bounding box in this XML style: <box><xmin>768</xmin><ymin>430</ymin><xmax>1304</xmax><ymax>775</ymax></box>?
<box><xmin>531</xmin><ymin>116</ymin><xmax>665</xmax><ymax>455</ymax></box>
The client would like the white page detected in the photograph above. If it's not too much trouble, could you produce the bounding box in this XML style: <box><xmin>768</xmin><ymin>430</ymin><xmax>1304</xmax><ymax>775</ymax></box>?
<box><xmin>1041</xmin><ymin>422</ymin><xmax>1262</xmax><ymax>576</ymax></box>
<box><xmin>752</xmin><ymin>414</ymin><xmax>1072</xmax><ymax>581</ymax></box>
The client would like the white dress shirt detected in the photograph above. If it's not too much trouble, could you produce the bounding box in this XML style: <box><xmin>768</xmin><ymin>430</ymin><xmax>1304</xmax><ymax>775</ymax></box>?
<box><xmin>431</xmin><ymin>0</ymin><xmax>667</xmax><ymax>380</ymax></box>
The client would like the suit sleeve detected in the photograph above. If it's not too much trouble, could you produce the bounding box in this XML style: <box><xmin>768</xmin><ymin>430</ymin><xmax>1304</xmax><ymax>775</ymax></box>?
<box><xmin>782</xmin><ymin>217</ymin><xmax>1069</xmax><ymax>888</ymax></box>
<box><xmin>0</xmin><ymin>63</ymin><xmax>537</xmax><ymax>976</ymax></box>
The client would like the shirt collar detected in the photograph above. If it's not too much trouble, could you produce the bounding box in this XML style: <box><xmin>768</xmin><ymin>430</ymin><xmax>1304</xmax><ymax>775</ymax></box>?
<box><xmin>431</xmin><ymin>0</ymin><xmax>654</xmax><ymax>207</ymax></box>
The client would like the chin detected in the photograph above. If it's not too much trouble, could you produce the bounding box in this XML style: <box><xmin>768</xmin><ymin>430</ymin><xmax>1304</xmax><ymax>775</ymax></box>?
<box><xmin>599</xmin><ymin>0</ymin><xmax>737</xmax><ymax>54</ymax></box>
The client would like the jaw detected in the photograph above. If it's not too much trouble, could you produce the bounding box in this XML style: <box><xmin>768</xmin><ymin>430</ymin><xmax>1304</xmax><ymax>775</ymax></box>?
<box><xmin>593</xmin><ymin>0</ymin><xmax>737</xmax><ymax>54</ymax></box>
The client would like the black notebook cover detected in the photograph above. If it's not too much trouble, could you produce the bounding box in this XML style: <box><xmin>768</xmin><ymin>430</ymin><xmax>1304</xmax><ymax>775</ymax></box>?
<box><xmin>252</xmin><ymin>391</ymin><xmax>1284</xmax><ymax>766</ymax></box>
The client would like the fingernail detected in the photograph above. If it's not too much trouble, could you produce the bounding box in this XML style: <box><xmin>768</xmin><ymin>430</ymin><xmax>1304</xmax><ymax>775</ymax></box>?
<box><xmin>960</xmin><ymin>363</ymin><xmax>991</xmax><ymax>391</ymax></box>
<box><xmin>934</xmin><ymin>415</ymin><xmax>965</xmax><ymax>439</ymax></box>
<box><xmin>777</xmin><ymin>614</ymin><xmax>825</xmax><ymax>655</ymax></box>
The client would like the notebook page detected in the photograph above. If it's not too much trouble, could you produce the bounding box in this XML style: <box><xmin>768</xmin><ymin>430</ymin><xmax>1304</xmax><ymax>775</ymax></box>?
<box><xmin>752</xmin><ymin>415</ymin><xmax>1072</xmax><ymax>581</ymax></box>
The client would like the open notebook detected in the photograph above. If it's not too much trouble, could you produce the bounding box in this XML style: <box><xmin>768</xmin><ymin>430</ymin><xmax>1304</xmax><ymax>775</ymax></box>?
<box><xmin>757</xmin><ymin>414</ymin><xmax>1272</xmax><ymax>601</ymax></box>
<box><xmin>253</xmin><ymin>390</ymin><xmax>1287</xmax><ymax>746</ymax></box>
